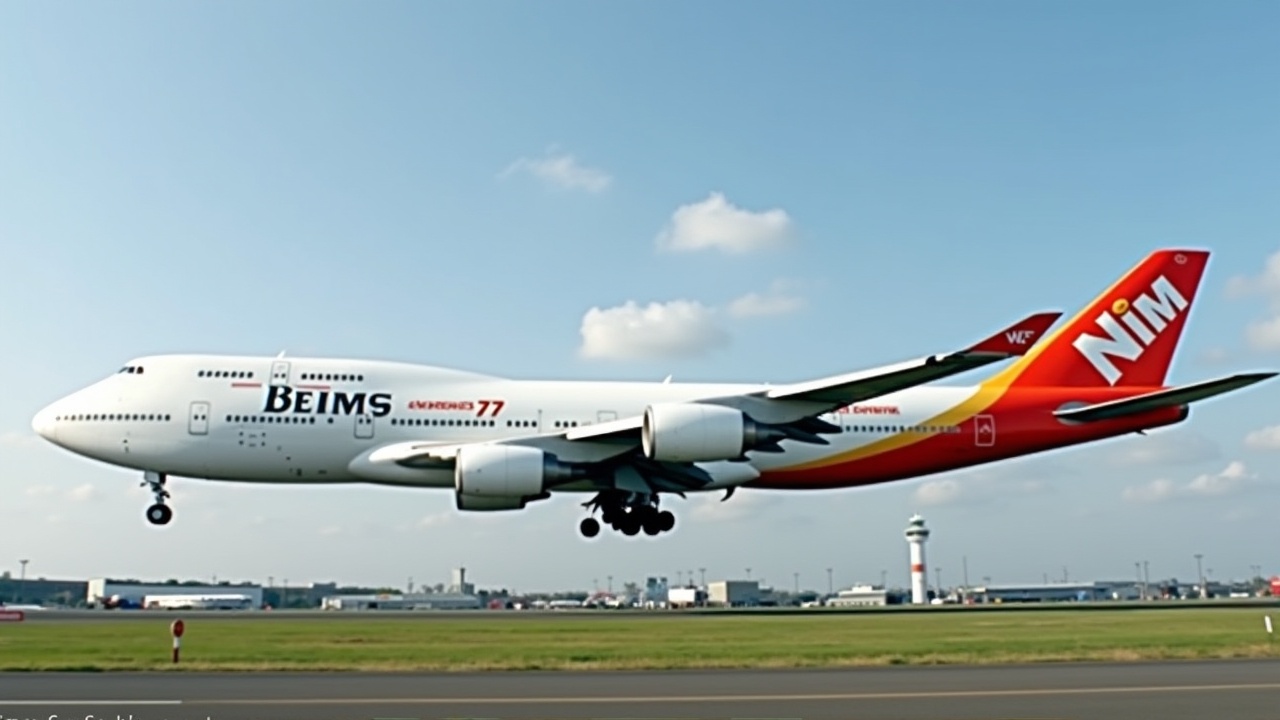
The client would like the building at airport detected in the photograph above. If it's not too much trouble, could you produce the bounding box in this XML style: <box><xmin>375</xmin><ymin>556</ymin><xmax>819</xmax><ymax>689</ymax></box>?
<box><xmin>826</xmin><ymin>584</ymin><xmax>888</xmax><ymax>607</ymax></box>
<box><xmin>87</xmin><ymin>578</ymin><xmax>264</xmax><ymax>609</ymax></box>
<box><xmin>707</xmin><ymin>580</ymin><xmax>760</xmax><ymax>607</ymax></box>
<box><xmin>966</xmin><ymin>582</ymin><xmax>1138</xmax><ymax>604</ymax></box>
<box><xmin>321</xmin><ymin>592</ymin><xmax>481</xmax><ymax>610</ymax></box>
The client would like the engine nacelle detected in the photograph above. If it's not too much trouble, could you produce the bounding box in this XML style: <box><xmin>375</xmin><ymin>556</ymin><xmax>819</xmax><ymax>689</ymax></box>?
<box><xmin>455</xmin><ymin>444</ymin><xmax>550</xmax><ymax>497</ymax></box>
<box><xmin>455</xmin><ymin>493</ymin><xmax>532</xmax><ymax>512</ymax></box>
<box><xmin>641</xmin><ymin>403</ymin><xmax>756</xmax><ymax>462</ymax></box>
<box><xmin>453</xmin><ymin>444</ymin><xmax>582</xmax><ymax>513</ymax></box>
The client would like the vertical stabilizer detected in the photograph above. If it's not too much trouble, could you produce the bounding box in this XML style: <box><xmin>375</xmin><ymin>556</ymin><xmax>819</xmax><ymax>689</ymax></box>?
<box><xmin>990</xmin><ymin>249</ymin><xmax>1209</xmax><ymax>388</ymax></box>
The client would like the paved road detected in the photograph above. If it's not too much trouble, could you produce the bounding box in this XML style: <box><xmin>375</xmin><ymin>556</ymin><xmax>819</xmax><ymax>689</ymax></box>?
<box><xmin>3</xmin><ymin>660</ymin><xmax>1280</xmax><ymax>719</ymax></box>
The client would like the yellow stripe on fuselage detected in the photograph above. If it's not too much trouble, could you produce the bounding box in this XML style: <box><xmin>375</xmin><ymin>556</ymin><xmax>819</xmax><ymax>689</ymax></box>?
<box><xmin>777</xmin><ymin>383</ymin><xmax>1010</xmax><ymax>472</ymax></box>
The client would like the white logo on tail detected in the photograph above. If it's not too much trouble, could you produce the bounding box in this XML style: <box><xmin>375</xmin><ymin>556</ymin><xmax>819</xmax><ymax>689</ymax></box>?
<box><xmin>1006</xmin><ymin>329</ymin><xmax>1036</xmax><ymax>345</ymax></box>
<box><xmin>1072</xmin><ymin>275</ymin><xmax>1188</xmax><ymax>385</ymax></box>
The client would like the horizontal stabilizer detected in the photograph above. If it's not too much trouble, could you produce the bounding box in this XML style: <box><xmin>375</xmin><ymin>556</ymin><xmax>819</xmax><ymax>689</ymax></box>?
<box><xmin>1053</xmin><ymin>372</ymin><xmax>1278</xmax><ymax>423</ymax></box>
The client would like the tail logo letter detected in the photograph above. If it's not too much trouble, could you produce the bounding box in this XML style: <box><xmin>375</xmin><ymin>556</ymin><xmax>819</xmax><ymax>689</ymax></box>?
<box><xmin>1072</xmin><ymin>275</ymin><xmax>1188</xmax><ymax>385</ymax></box>
<box><xmin>1006</xmin><ymin>329</ymin><xmax>1036</xmax><ymax>345</ymax></box>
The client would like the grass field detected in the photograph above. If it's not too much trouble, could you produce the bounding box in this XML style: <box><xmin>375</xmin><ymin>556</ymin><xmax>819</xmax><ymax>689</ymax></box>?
<box><xmin>1</xmin><ymin>607</ymin><xmax>1277</xmax><ymax>671</ymax></box>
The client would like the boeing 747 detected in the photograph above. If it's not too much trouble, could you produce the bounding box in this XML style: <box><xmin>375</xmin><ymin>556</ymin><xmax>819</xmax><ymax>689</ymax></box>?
<box><xmin>32</xmin><ymin>249</ymin><xmax>1275</xmax><ymax>537</ymax></box>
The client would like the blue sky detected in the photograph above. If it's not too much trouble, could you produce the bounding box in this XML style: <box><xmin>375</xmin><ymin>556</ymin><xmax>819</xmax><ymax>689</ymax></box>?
<box><xmin>2</xmin><ymin>1</ymin><xmax>1279</xmax><ymax>594</ymax></box>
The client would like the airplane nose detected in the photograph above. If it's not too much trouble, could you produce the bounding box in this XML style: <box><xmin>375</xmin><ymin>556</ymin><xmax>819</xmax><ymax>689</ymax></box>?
<box><xmin>32</xmin><ymin>404</ymin><xmax>58</xmax><ymax>442</ymax></box>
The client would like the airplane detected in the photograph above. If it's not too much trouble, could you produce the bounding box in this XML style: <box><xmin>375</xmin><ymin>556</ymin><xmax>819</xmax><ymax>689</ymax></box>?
<box><xmin>31</xmin><ymin>248</ymin><xmax>1276</xmax><ymax>538</ymax></box>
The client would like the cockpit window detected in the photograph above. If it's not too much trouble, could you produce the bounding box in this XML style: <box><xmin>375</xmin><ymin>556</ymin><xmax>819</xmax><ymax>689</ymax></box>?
<box><xmin>118</xmin><ymin>365</ymin><xmax>145</xmax><ymax>374</ymax></box>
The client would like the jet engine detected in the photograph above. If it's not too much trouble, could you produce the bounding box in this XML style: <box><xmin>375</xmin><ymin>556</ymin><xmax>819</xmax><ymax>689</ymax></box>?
<box><xmin>641</xmin><ymin>403</ymin><xmax>792</xmax><ymax>463</ymax></box>
<box><xmin>454</xmin><ymin>444</ymin><xmax>581</xmax><ymax>510</ymax></box>
<box><xmin>455</xmin><ymin>493</ymin><xmax>538</xmax><ymax>511</ymax></box>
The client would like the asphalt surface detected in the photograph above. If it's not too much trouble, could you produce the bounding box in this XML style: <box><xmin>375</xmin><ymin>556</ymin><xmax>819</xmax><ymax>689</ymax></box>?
<box><xmin>3</xmin><ymin>660</ymin><xmax>1280</xmax><ymax>720</ymax></box>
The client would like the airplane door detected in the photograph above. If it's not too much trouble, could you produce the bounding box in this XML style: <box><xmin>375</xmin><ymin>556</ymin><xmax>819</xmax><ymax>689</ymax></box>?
<box><xmin>354</xmin><ymin>414</ymin><xmax>374</xmax><ymax>440</ymax></box>
<box><xmin>270</xmin><ymin>361</ymin><xmax>291</xmax><ymax>386</ymax></box>
<box><xmin>188</xmin><ymin>402</ymin><xmax>210</xmax><ymax>435</ymax></box>
<box><xmin>974</xmin><ymin>414</ymin><xmax>995</xmax><ymax>447</ymax></box>
<box><xmin>597</xmin><ymin>411</ymin><xmax>617</xmax><ymax>424</ymax></box>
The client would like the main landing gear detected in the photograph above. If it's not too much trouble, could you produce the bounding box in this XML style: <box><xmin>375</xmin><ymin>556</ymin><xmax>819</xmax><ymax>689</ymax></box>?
<box><xmin>142</xmin><ymin>471</ymin><xmax>172</xmax><ymax>526</ymax></box>
<box><xmin>580</xmin><ymin>492</ymin><xmax>675</xmax><ymax>539</ymax></box>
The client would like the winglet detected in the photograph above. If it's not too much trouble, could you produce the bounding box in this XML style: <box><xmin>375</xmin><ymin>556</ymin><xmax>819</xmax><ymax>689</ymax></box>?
<box><xmin>965</xmin><ymin>312</ymin><xmax>1062</xmax><ymax>356</ymax></box>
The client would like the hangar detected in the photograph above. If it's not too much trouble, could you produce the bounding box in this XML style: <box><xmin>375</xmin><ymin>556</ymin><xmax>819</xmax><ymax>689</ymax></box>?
<box><xmin>321</xmin><ymin>592</ymin><xmax>480</xmax><ymax>610</ymax></box>
<box><xmin>87</xmin><ymin>578</ymin><xmax>264</xmax><ymax>609</ymax></box>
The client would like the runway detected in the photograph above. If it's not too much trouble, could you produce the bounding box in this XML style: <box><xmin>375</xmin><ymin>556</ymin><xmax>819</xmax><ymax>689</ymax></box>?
<box><xmin>4</xmin><ymin>659</ymin><xmax>1280</xmax><ymax>719</ymax></box>
<box><xmin>19</xmin><ymin>598</ymin><xmax>1278</xmax><ymax>623</ymax></box>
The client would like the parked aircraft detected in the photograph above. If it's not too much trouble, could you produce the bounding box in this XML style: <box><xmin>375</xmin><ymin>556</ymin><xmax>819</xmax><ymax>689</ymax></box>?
<box><xmin>32</xmin><ymin>249</ymin><xmax>1274</xmax><ymax>537</ymax></box>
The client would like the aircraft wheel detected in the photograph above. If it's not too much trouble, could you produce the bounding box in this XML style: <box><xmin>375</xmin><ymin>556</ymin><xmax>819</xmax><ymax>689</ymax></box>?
<box><xmin>579</xmin><ymin>517</ymin><xmax>600</xmax><ymax>538</ymax></box>
<box><xmin>641</xmin><ymin>514</ymin><xmax>662</xmax><ymax>536</ymax></box>
<box><xmin>146</xmin><ymin>503</ymin><xmax>172</xmax><ymax>526</ymax></box>
<box><xmin>658</xmin><ymin>510</ymin><xmax>675</xmax><ymax>532</ymax></box>
<box><xmin>620</xmin><ymin>514</ymin><xmax>641</xmax><ymax>536</ymax></box>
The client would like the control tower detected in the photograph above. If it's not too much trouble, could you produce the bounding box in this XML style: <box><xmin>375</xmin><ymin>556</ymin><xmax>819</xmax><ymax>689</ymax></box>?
<box><xmin>904</xmin><ymin>514</ymin><xmax>930</xmax><ymax>604</ymax></box>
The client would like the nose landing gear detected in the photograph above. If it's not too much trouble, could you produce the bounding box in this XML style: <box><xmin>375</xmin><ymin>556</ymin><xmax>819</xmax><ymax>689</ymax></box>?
<box><xmin>142</xmin><ymin>471</ymin><xmax>172</xmax><ymax>526</ymax></box>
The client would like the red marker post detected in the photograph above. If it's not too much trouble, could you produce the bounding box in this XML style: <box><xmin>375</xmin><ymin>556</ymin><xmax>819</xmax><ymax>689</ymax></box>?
<box><xmin>170</xmin><ymin>619</ymin><xmax>185</xmax><ymax>664</ymax></box>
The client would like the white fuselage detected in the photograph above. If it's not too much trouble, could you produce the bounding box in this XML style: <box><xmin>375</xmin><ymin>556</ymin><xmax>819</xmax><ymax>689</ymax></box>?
<box><xmin>33</xmin><ymin>354</ymin><xmax>977</xmax><ymax>492</ymax></box>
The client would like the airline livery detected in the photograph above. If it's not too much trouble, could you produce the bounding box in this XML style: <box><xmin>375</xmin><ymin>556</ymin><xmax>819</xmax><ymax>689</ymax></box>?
<box><xmin>31</xmin><ymin>249</ymin><xmax>1276</xmax><ymax>538</ymax></box>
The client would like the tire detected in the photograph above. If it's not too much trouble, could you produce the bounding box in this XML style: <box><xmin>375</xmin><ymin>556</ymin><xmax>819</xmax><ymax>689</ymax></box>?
<box><xmin>620</xmin><ymin>515</ymin><xmax>641</xmax><ymax>536</ymax></box>
<box><xmin>641</xmin><ymin>512</ymin><xmax>662</xmax><ymax>536</ymax></box>
<box><xmin>658</xmin><ymin>510</ymin><xmax>675</xmax><ymax>532</ymax></box>
<box><xmin>579</xmin><ymin>517</ymin><xmax>600</xmax><ymax>538</ymax></box>
<box><xmin>146</xmin><ymin>504</ymin><xmax>172</xmax><ymax>526</ymax></box>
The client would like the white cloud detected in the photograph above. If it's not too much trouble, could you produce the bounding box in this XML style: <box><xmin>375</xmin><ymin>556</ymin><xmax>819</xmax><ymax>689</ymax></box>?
<box><xmin>1245</xmin><ymin>425</ymin><xmax>1280</xmax><ymax>451</ymax></box>
<box><xmin>25</xmin><ymin>484</ymin><xmax>55</xmax><ymax>497</ymax></box>
<box><xmin>65</xmin><ymin>483</ymin><xmax>96</xmax><ymax>503</ymax></box>
<box><xmin>655</xmin><ymin>192</ymin><xmax>793</xmax><ymax>254</ymax></box>
<box><xmin>1123</xmin><ymin>461</ymin><xmax>1260</xmax><ymax>503</ymax></box>
<box><xmin>908</xmin><ymin>457</ymin><xmax>1066</xmax><ymax>508</ymax></box>
<box><xmin>1226</xmin><ymin>249</ymin><xmax>1280</xmax><ymax>299</ymax></box>
<box><xmin>1227</xmin><ymin>248</ymin><xmax>1280</xmax><ymax>351</ymax></box>
<box><xmin>577</xmin><ymin>281</ymin><xmax>806</xmax><ymax>360</ymax></box>
<box><xmin>499</xmin><ymin>149</ymin><xmax>612</xmax><ymax>193</ymax></box>
<box><xmin>912</xmin><ymin>479</ymin><xmax>963</xmax><ymax>507</ymax></box>
<box><xmin>417</xmin><ymin>512</ymin><xmax>453</xmax><ymax>529</ymax></box>
<box><xmin>1187</xmin><ymin>460</ymin><xmax>1254</xmax><ymax>496</ymax></box>
<box><xmin>579</xmin><ymin>300</ymin><xmax>729</xmax><ymax>361</ymax></box>
<box><xmin>728</xmin><ymin>280</ymin><xmax>806</xmax><ymax>319</ymax></box>
<box><xmin>1122</xmin><ymin>479</ymin><xmax>1176</xmax><ymax>504</ymax></box>
<box><xmin>1245</xmin><ymin>315</ymin><xmax>1280</xmax><ymax>352</ymax></box>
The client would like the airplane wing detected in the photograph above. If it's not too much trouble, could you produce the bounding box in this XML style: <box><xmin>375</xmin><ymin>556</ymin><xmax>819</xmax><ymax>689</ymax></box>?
<box><xmin>1053</xmin><ymin>372</ymin><xmax>1277</xmax><ymax>423</ymax></box>
<box><xmin>756</xmin><ymin>311</ymin><xmax>1061</xmax><ymax>408</ymax></box>
<box><xmin>368</xmin><ymin>311</ymin><xmax>1061</xmax><ymax>476</ymax></box>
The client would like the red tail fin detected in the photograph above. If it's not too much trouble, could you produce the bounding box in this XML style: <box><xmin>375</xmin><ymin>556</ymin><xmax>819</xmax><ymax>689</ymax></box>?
<box><xmin>990</xmin><ymin>249</ymin><xmax>1209</xmax><ymax>388</ymax></box>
